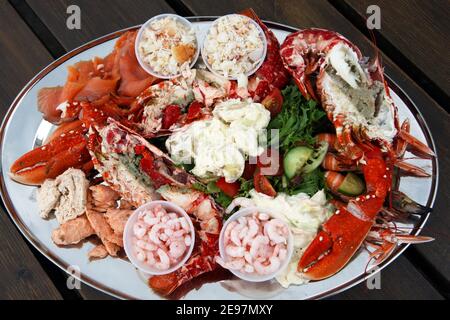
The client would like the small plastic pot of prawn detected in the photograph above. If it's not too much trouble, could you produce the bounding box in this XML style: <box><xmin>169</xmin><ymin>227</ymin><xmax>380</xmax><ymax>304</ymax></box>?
<box><xmin>135</xmin><ymin>14</ymin><xmax>200</xmax><ymax>79</ymax></box>
<box><xmin>123</xmin><ymin>200</ymin><xmax>195</xmax><ymax>275</ymax></box>
<box><xmin>218</xmin><ymin>207</ymin><xmax>293</xmax><ymax>282</ymax></box>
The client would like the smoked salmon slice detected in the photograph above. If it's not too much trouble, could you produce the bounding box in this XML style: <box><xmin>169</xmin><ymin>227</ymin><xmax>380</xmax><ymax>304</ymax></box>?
<box><xmin>117</xmin><ymin>32</ymin><xmax>157</xmax><ymax>97</ymax></box>
<box><xmin>38</xmin><ymin>87</ymin><xmax>65</xmax><ymax>123</ymax></box>
<box><xmin>74</xmin><ymin>77</ymin><xmax>118</xmax><ymax>102</ymax></box>
<box><xmin>37</xmin><ymin>31</ymin><xmax>157</xmax><ymax>124</ymax></box>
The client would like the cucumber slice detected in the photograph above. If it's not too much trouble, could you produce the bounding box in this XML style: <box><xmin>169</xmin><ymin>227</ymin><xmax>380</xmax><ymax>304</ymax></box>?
<box><xmin>284</xmin><ymin>146</ymin><xmax>313</xmax><ymax>179</ymax></box>
<box><xmin>337</xmin><ymin>172</ymin><xmax>366</xmax><ymax>196</ymax></box>
<box><xmin>303</xmin><ymin>141</ymin><xmax>329</xmax><ymax>173</ymax></box>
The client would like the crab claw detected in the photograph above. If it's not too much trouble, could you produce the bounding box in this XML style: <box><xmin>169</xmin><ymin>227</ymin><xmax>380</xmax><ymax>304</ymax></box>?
<box><xmin>9</xmin><ymin>129</ymin><xmax>91</xmax><ymax>185</ymax></box>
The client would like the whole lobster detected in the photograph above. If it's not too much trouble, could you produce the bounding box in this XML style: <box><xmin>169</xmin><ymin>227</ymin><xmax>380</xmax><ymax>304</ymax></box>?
<box><xmin>280</xmin><ymin>29</ymin><xmax>435</xmax><ymax>280</ymax></box>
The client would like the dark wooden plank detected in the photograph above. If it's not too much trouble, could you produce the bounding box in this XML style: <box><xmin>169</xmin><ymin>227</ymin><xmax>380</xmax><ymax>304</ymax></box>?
<box><xmin>341</xmin><ymin>0</ymin><xmax>450</xmax><ymax>101</ymax></box>
<box><xmin>329</xmin><ymin>254</ymin><xmax>443</xmax><ymax>300</ymax></box>
<box><xmin>181</xmin><ymin>0</ymin><xmax>450</xmax><ymax>298</ymax></box>
<box><xmin>77</xmin><ymin>285</ymin><xmax>116</xmax><ymax>300</ymax></box>
<box><xmin>0</xmin><ymin>1</ymin><xmax>62</xmax><ymax>300</ymax></box>
<box><xmin>181</xmin><ymin>0</ymin><xmax>279</xmax><ymax>20</ymax></box>
<box><xmin>27</xmin><ymin>0</ymin><xmax>174</xmax><ymax>51</ymax></box>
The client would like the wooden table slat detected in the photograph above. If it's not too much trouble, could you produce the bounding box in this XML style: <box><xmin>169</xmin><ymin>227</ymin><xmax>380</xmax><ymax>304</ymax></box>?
<box><xmin>342</xmin><ymin>0</ymin><xmax>450</xmax><ymax>101</ymax></box>
<box><xmin>329</xmin><ymin>255</ymin><xmax>443</xmax><ymax>300</ymax></box>
<box><xmin>0</xmin><ymin>1</ymin><xmax>63</xmax><ymax>300</ymax></box>
<box><xmin>26</xmin><ymin>0</ymin><xmax>174</xmax><ymax>51</ymax></box>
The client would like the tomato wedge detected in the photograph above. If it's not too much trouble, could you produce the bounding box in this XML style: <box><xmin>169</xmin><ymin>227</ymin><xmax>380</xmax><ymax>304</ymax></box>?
<box><xmin>256</xmin><ymin>148</ymin><xmax>283</xmax><ymax>176</ymax></box>
<box><xmin>254</xmin><ymin>169</ymin><xmax>277</xmax><ymax>197</ymax></box>
<box><xmin>186</xmin><ymin>101</ymin><xmax>203</xmax><ymax>121</ymax></box>
<box><xmin>162</xmin><ymin>104</ymin><xmax>181</xmax><ymax>129</ymax></box>
<box><xmin>261</xmin><ymin>88</ymin><xmax>283</xmax><ymax>117</ymax></box>
<box><xmin>215</xmin><ymin>177</ymin><xmax>240</xmax><ymax>198</ymax></box>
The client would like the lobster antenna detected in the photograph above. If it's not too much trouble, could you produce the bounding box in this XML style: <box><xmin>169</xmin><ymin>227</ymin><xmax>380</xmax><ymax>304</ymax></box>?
<box><xmin>366</xmin><ymin>28</ymin><xmax>382</xmax><ymax>70</ymax></box>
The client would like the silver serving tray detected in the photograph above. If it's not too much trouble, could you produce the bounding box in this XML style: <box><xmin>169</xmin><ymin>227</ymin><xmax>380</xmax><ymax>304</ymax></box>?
<box><xmin>0</xmin><ymin>17</ymin><xmax>438</xmax><ymax>300</ymax></box>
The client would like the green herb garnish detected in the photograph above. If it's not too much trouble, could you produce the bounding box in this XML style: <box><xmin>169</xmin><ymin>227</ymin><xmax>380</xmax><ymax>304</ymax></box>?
<box><xmin>268</xmin><ymin>85</ymin><xmax>327</xmax><ymax>149</ymax></box>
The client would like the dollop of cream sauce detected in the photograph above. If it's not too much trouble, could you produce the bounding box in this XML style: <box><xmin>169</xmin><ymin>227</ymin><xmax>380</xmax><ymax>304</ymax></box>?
<box><xmin>166</xmin><ymin>99</ymin><xmax>270</xmax><ymax>182</ymax></box>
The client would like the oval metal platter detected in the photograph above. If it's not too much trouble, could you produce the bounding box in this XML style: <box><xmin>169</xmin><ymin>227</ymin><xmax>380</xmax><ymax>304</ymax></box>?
<box><xmin>0</xmin><ymin>17</ymin><xmax>438</xmax><ymax>300</ymax></box>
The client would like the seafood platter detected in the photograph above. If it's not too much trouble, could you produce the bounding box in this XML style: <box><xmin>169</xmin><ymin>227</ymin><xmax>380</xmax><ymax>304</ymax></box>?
<box><xmin>0</xmin><ymin>9</ymin><xmax>438</xmax><ymax>299</ymax></box>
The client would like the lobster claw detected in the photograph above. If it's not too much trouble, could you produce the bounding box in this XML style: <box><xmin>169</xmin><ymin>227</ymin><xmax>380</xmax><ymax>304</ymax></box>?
<box><xmin>297</xmin><ymin>230</ymin><xmax>333</xmax><ymax>271</ymax></box>
<box><xmin>298</xmin><ymin>207</ymin><xmax>374</xmax><ymax>280</ymax></box>
<box><xmin>9</xmin><ymin>125</ymin><xmax>91</xmax><ymax>185</ymax></box>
